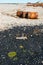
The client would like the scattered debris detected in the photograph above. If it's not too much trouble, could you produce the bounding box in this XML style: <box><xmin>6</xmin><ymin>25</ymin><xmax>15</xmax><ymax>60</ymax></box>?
<box><xmin>27</xmin><ymin>2</ymin><xmax>43</xmax><ymax>7</ymax></box>
<box><xmin>33</xmin><ymin>28</ymin><xmax>40</xmax><ymax>34</ymax></box>
<box><xmin>19</xmin><ymin>45</ymin><xmax>24</xmax><ymax>49</ymax></box>
<box><xmin>16</xmin><ymin>36</ymin><xmax>27</xmax><ymax>40</ymax></box>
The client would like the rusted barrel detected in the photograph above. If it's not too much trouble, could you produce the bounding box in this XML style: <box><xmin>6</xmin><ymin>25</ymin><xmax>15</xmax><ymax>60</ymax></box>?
<box><xmin>17</xmin><ymin>11</ymin><xmax>38</xmax><ymax>19</ymax></box>
<box><xmin>28</xmin><ymin>12</ymin><xmax>38</xmax><ymax>19</ymax></box>
<box><xmin>17</xmin><ymin>11</ymin><xmax>23</xmax><ymax>17</ymax></box>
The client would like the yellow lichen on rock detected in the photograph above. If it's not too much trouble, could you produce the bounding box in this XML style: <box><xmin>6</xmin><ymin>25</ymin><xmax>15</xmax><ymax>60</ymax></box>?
<box><xmin>8</xmin><ymin>51</ymin><xmax>17</xmax><ymax>58</ymax></box>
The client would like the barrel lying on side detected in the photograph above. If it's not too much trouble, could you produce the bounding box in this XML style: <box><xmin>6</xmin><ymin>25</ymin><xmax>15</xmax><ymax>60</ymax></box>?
<box><xmin>17</xmin><ymin>11</ymin><xmax>38</xmax><ymax>19</ymax></box>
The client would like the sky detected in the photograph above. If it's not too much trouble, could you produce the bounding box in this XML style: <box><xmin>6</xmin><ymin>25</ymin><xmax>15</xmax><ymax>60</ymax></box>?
<box><xmin>0</xmin><ymin>0</ymin><xmax>43</xmax><ymax>3</ymax></box>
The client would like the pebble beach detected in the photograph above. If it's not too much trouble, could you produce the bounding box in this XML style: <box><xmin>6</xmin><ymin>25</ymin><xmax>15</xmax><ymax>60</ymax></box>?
<box><xmin>0</xmin><ymin>3</ymin><xmax>43</xmax><ymax>65</ymax></box>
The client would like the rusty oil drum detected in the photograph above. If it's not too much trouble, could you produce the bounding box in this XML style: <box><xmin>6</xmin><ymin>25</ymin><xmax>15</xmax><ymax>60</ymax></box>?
<box><xmin>17</xmin><ymin>11</ymin><xmax>38</xmax><ymax>19</ymax></box>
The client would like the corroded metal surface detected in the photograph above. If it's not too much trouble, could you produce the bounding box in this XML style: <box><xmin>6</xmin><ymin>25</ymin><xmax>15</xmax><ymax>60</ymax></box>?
<box><xmin>17</xmin><ymin>11</ymin><xmax>38</xmax><ymax>19</ymax></box>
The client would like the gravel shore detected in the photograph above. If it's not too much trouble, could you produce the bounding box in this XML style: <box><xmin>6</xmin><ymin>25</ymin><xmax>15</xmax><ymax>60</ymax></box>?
<box><xmin>0</xmin><ymin>26</ymin><xmax>43</xmax><ymax>65</ymax></box>
<box><xmin>0</xmin><ymin>4</ymin><xmax>43</xmax><ymax>65</ymax></box>
<box><xmin>0</xmin><ymin>4</ymin><xmax>43</xmax><ymax>31</ymax></box>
